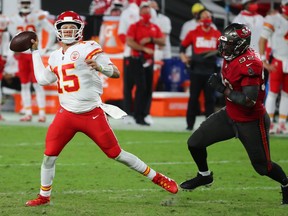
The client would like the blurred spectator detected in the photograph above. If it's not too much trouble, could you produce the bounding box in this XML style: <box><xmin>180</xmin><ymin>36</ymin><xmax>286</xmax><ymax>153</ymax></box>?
<box><xmin>0</xmin><ymin>14</ymin><xmax>10</xmax><ymax>121</ymax></box>
<box><xmin>103</xmin><ymin>0</ymin><xmax>124</xmax><ymax>16</ymax></box>
<box><xmin>180</xmin><ymin>9</ymin><xmax>221</xmax><ymax>131</ymax></box>
<box><xmin>8</xmin><ymin>0</ymin><xmax>56</xmax><ymax>122</ymax></box>
<box><xmin>89</xmin><ymin>0</ymin><xmax>112</xmax><ymax>16</ymax></box>
<box><xmin>117</xmin><ymin>0</ymin><xmax>141</xmax><ymax>124</ymax></box>
<box><xmin>179</xmin><ymin>3</ymin><xmax>205</xmax><ymax>57</ymax></box>
<box><xmin>98</xmin><ymin>2</ymin><xmax>123</xmax><ymax>52</ymax></box>
<box><xmin>150</xmin><ymin>0</ymin><xmax>172</xmax><ymax>61</ymax></box>
<box><xmin>149</xmin><ymin>0</ymin><xmax>171</xmax><ymax>92</ymax></box>
<box><xmin>126</xmin><ymin>1</ymin><xmax>165</xmax><ymax>125</ymax></box>
<box><xmin>259</xmin><ymin>0</ymin><xmax>288</xmax><ymax>134</ymax></box>
<box><xmin>233</xmin><ymin>0</ymin><xmax>264</xmax><ymax>53</ymax></box>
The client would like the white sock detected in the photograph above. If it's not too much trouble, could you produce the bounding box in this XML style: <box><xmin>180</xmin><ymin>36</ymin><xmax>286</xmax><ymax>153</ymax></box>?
<box><xmin>199</xmin><ymin>171</ymin><xmax>211</xmax><ymax>176</ymax></box>
<box><xmin>40</xmin><ymin>167</ymin><xmax>55</xmax><ymax>197</ymax></box>
<box><xmin>265</xmin><ymin>91</ymin><xmax>278</xmax><ymax>122</ymax></box>
<box><xmin>115</xmin><ymin>149</ymin><xmax>156</xmax><ymax>180</ymax></box>
<box><xmin>21</xmin><ymin>83</ymin><xmax>32</xmax><ymax>116</ymax></box>
<box><xmin>40</xmin><ymin>156</ymin><xmax>57</xmax><ymax>197</ymax></box>
<box><xmin>33</xmin><ymin>83</ymin><xmax>46</xmax><ymax>116</ymax></box>
<box><xmin>278</xmin><ymin>91</ymin><xmax>288</xmax><ymax>124</ymax></box>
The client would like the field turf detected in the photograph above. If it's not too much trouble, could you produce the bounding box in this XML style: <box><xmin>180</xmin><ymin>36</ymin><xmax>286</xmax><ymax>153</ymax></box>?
<box><xmin>0</xmin><ymin>125</ymin><xmax>287</xmax><ymax>216</ymax></box>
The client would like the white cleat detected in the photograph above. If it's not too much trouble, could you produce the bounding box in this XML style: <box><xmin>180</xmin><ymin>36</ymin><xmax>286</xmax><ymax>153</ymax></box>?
<box><xmin>269</xmin><ymin>123</ymin><xmax>277</xmax><ymax>134</ymax></box>
<box><xmin>123</xmin><ymin>115</ymin><xmax>135</xmax><ymax>124</ymax></box>
<box><xmin>144</xmin><ymin>115</ymin><xmax>154</xmax><ymax>125</ymax></box>
<box><xmin>276</xmin><ymin>123</ymin><xmax>288</xmax><ymax>134</ymax></box>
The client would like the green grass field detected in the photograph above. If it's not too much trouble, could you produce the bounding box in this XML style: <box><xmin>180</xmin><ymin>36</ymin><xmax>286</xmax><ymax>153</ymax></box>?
<box><xmin>0</xmin><ymin>125</ymin><xmax>287</xmax><ymax>216</ymax></box>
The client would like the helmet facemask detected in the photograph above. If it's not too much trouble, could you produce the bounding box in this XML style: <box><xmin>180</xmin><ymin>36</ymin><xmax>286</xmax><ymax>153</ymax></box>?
<box><xmin>18</xmin><ymin>0</ymin><xmax>33</xmax><ymax>14</ymax></box>
<box><xmin>55</xmin><ymin>23</ymin><xmax>83</xmax><ymax>44</ymax></box>
<box><xmin>54</xmin><ymin>11</ymin><xmax>84</xmax><ymax>45</ymax></box>
<box><xmin>218</xmin><ymin>23</ymin><xmax>251</xmax><ymax>61</ymax></box>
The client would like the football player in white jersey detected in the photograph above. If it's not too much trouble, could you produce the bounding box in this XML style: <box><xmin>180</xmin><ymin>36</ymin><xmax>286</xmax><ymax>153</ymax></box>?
<box><xmin>8</xmin><ymin>0</ymin><xmax>56</xmax><ymax>122</ymax></box>
<box><xmin>0</xmin><ymin>14</ymin><xmax>10</xmax><ymax>121</ymax></box>
<box><xmin>259</xmin><ymin>0</ymin><xmax>288</xmax><ymax>134</ymax></box>
<box><xmin>25</xmin><ymin>11</ymin><xmax>178</xmax><ymax>207</ymax></box>
<box><xmin>233</xmin><ymin>0</ymin><xmax>264</xmax><ymax>53</ymax></box>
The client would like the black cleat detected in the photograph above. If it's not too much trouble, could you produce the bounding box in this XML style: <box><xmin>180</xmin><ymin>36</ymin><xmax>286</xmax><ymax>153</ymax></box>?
<box><xmin>281</xmin><ymin>186</ymin><xmax>288</xmax><ymax>205</ymax></box>
<box><xmin>180</xmin><ymin>172</ymin><xmax>213</xmax><ymax>190</ymax></box>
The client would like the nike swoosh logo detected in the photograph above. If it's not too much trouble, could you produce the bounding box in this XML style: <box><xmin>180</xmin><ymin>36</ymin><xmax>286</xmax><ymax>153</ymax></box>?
<box><xmin>92</xmin><ymin>115</ymin><xmax>99</xmax><ymax>119</ymax></box>
<box><xmin>246</xmin><ymin>63</ymin><xmax>253</xmax><ymax>67</ymax></box>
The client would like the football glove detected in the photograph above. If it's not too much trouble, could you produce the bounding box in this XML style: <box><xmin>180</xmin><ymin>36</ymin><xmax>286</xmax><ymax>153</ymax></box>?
<box><xmin>208</xmin><ymin>73</ymin><xmax>226</xmax><ymax>93</ymax></box>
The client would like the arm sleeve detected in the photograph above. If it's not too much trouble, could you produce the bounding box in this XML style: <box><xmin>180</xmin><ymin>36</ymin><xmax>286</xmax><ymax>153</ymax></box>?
<box><xmin>32</xmin><ymin>50</ymin><xmax>57</xmax><ymax>85</ymax></box>
<box><xmin>181</xmin><ymin>31</ymin><xmax>193</xmax><ymax>49</ymax></box>
<box><xmin>94</xmin><ymin>53</ymin><xmax>113</xmax><ymax>66</ymax></box>
<box><xmin>260</xmin><ymin>15</ymin><xmax>274</xmax><ymax>39</ymax></box>
<box><xmin>225</xmin><ymin>85</ymin><xmax>259</xmax><ymax>107</ymax></box>
<box><xmin>1</xmin><ymin>32</ymin><xmax>10</xmax><ymax>57</ymax></box>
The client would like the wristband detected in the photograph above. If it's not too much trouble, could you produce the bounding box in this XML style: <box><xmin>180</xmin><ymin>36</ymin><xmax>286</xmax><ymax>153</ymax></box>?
<box><xmin>150</xmin><ymin>37</ymin><xmax>154</xmax><ymax>43</ymax></box>
<box><xmin>98</xmin><ymin>64</ymin><xmax>113</xmax><ymax>77</ymax></box>
<box><xmin>260</xmin><ymin>55</ymin><xmax>267</xmax><ymax>62</ymax></box>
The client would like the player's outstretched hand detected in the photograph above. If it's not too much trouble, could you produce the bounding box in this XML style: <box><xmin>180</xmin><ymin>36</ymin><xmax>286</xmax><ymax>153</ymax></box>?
<box><xmin>208</xmin><ymin>73</ymin><xmax>226</xmax><ymax>93</ymax></box>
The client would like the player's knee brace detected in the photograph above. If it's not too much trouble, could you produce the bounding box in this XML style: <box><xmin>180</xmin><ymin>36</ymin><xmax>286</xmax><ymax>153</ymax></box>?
<box><xmin>42</xmin><ymin>155</ymin><xmax>57</xmax><ymax>169</ymax></box>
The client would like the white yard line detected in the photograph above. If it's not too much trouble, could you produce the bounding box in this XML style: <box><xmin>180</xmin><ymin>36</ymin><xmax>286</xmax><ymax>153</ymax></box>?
<box><xmin>0</xmin><ymin>160</ymin><xmax>287</xmax><ymax>167</ymax></box>
<box><xmin>0</xmin><ymin>186</ymin><xmax>281</xmax><ymax>196</ymax></box>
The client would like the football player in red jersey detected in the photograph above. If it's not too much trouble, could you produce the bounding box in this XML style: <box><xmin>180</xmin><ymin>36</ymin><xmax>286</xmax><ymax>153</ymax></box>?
<box><xmin>180</xmin><ymin>23</ymin><xmax>288</xmax><ymax>205</ymax></box>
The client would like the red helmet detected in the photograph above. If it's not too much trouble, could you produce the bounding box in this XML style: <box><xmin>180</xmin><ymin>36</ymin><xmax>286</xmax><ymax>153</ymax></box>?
<box><xmin>54</xmin><ymin>11</ymin><xmax>84</xmax><ymax>44</ymax></box>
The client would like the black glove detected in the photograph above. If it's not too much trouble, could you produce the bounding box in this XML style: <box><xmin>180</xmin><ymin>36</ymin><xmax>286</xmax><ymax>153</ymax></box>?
<box><xmin>208</xmin><ymin>73</ymin><xmax>226</xmax><ymax>93</ymax></box>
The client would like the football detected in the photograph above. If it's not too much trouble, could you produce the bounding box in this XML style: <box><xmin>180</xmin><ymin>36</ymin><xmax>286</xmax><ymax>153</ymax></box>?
<box><xmin>9</xmin><ymin>31</ymin><xmax>37</xmax><ymax>52</ymax></box>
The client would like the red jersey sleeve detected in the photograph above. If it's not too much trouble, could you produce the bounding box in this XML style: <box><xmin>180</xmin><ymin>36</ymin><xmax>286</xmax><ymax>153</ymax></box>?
<box><xmin>153</xmin><ymin>24</ymin><xmax>164</xmax><ymax>39</ymax></box>
<box><xmin>126</xmin><ymin>23</ymin><xmax>136</xmax><ymax>39</ymax></box>
<box><xmin>181</xmin><ymin>30</ymin><xmax>194</xmax><ymax>48</ymax></box>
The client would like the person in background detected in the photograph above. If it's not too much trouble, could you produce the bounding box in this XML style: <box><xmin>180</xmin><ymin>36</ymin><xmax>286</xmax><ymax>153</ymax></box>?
<box><xmin>117</xmin><ymin>0</ymin><xmax>141</xmax><ymax>124</ymax></box>
<box><xmin>179</xmin><ymin>3</ymin><xmax>205</xmax><ymax>58</ymax></box>
<box><xmin>180</xmin><ymin>9</ymin><xmax>221</xmax><ymax>131</ymax></box>
<box><xmin>259</xmin><ymin>0</ymin><xmax>288</xmax><ymax>134</ymax></box>
<box><xmin>126</xmin><ymin>1</ymin><xmax>165</xmax><ymax>126</ymax></box>
<box><xmin>0</xmin><ymin>14</ymin><xmax>10</xmax><ymax>121</ymax></box>
<box><xmin>89</xmin><ymin>0</ymin><xmax>112</xmax><ymax>16</ymax></box>
<box><xmin>149</xmin><ymin>0</ymin><xmax>172</xmax><ymax>94</ymax></box>
<box><xmin>98</xmin><ymin>1</ymin><xmax>123</xmax><ymax>48</ymax></box>
<box><xmin>150</xmin><ymin>0</ymin><xmax>172</xmax><ymax>62</ymax></box>
<box><xmin>25</xmin><ymin>10</ymin><xmax>178</xmax><ymax>206</ymax></box>
<box><xmin>103</xmin><ymin>0</ymin><xmax>124</xmax><ymax>16</ymax></box>
<box><xmin>180</xmin><ymin>23</ymin><xmax>288</xmax><ymax>205</ymax></box>
<box><xmin>233</xmin><ymin>0</ymin><xmax>264</xmax><ymax>53</ymax></box>
<box><xmin>8</xmin><ymin>0</ymin><xmax>56</xmax><ymax>122</ymax></box>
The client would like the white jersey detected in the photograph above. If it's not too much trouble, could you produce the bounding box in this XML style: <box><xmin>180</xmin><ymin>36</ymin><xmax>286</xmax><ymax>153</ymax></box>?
<box><xmin>260</xmin><ymin>13</ymin><xmax>288</xmax><ymax>60</ymax></box>
<box><xmin>233</xmin><ymin>10</ymin><xmax>264</xmax><ymax>52</ymax></box>
<box><xmin>33</xmin><ymin>41</ymin><xmax>113</xmax><ymax>113</ymax></box>
<box><xmin>117</xmin><ymin>3</ymin><xmax>139</xmax><ymax>57</ymax></box>
<box><xmin>8</xmin><ymin>10</ymin><xmax>55</xmax><ymax>54</ymax></box>
<box><xmin>154</xmin><ymin>13</ymin><xmax>172</xmax><ymax>60</ymax></box>
<box><xmin>0</xmin><ymin>15</ymin><xmax>10</xmax><ymax>57</ymax></box>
